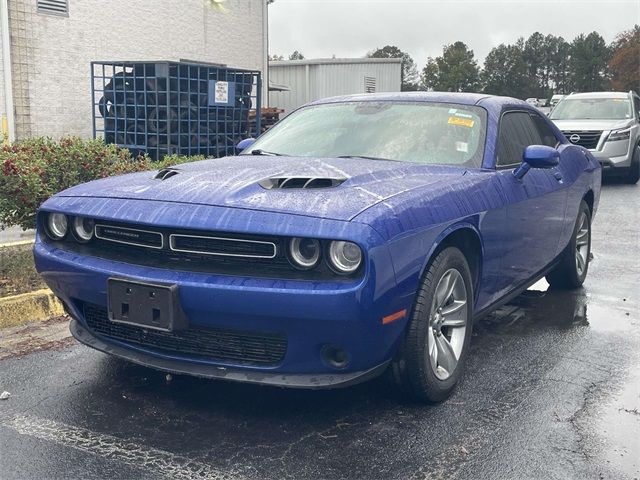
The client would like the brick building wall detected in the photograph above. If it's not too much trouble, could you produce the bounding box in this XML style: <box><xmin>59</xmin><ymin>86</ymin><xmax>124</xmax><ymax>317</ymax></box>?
<box><xmin>0</xmin><ymin>0</ymin><xmax>267</xmax><ymax>139</ymax></box>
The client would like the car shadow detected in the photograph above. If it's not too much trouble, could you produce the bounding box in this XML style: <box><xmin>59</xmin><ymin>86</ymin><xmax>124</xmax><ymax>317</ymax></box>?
<box><xmin>601</xmin><ymin>173</ymin><xmax>636</xmax><ymax>186</ymax></box>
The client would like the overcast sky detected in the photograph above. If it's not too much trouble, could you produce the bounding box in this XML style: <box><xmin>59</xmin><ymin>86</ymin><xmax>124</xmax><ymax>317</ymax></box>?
<box><xmin>269</xmin><ymin>0</ymin><xmax>639</xmax><ymax>68</ymax></box>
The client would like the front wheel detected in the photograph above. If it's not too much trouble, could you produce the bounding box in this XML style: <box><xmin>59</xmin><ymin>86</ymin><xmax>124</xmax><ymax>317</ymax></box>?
<box><xmin>390</xmin><ymin>247</ymin><xmax>473</xmax><ymax>403</ymax></box>
<box><xmin>625</xmin><ymin>144</ymin><xmax>640</xmax><ymax>184</ymax></box>
<box><xmin>546</xmin><ymin>200</ymin><xmax>592</xmax><ymax>289</ymax></box>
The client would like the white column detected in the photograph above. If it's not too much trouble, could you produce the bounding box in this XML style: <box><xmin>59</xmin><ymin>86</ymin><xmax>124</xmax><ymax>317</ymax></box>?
<box><xmin>0</xmin><ymin>0</ymin><xmax>15</xmax><ymax>142</ymax></box>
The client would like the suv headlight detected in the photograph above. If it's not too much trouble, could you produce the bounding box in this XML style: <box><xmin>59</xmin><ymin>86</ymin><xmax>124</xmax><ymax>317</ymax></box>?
<box><xmin>608</xmin><ymin>128</ymin><xmax>631</xmax><ymax>142</ymax></box>
<box><xmin>45</xmin><ymin>213</ymin><xmax>68</xmax><ymax>240</ymax></box>
<box><xmin>328</xmin><ymin>241</ymin><xmax>362</xmax><ymax>274</ymax></box>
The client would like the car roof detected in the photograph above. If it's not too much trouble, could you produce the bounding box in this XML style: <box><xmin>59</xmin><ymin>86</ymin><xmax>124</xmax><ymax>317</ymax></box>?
<box><xmin>566</xmin><ymin>91</ymin><xmax>630</xmax><ymax>99</ymax></box>
<box><xmin>306</xmin><ymin>91</ymin><xmax>527</xmax><ymax>109</ymax></box>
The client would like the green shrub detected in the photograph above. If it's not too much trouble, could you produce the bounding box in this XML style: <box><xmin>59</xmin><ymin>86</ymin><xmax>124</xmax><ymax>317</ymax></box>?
<box><xmin>0</xmin><ymin>137</ymin><xmax>203</xmax><ymax>230</ymax></box>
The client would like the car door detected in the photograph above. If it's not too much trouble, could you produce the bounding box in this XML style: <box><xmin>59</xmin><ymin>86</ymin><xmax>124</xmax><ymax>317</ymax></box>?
<box><xmin>495</xmin><ymin>109</ymin><xmax>568</xmax><ymax>291</ymax></box>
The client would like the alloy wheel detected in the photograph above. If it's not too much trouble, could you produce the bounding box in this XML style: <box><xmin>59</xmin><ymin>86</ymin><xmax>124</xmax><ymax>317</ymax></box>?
<box><xmin>426</xmin><ymin>268</ymin><xmax>468</xmax><ymax>380</ymax></box>
<box><xmin>575</xmin><ymin>212</ymin><xmax>590</xmax><ymax>277</ymax></box>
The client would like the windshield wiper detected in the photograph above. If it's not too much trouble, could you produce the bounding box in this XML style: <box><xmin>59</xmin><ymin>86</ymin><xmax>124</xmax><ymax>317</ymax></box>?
<box><xmin>337</xmin><ymin>155</ymin><xmax>400</xmax><ymax>162</ymax></box>
<box><xmin>245</xmin><ymin>149</ymin><xmax>284</xmax><ymax>156</ymax></box>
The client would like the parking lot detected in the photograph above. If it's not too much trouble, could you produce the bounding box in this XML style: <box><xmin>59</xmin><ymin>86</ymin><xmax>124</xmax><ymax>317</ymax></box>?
<box><xmin>0</xmin><ymin>180</ymin><xmax>638</xmax><ymax>480</ymax></box>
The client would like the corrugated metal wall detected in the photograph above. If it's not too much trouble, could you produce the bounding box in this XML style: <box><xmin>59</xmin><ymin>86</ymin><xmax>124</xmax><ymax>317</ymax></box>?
<box><xmin>269</xmin><ymin>59</ymin><xmax>402</xmax><ymax>115</ymax></box>
<box><xmin>270</xmin><ymin>64</ymin><xmax>308</xmax><ymax>114</ymax></box>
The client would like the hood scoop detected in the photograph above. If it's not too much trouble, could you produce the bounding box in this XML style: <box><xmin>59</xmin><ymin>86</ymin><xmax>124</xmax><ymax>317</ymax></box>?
<box><xmin>259</xmin><ymin>176</ymin><xmax>347</xmax><ymax>190</ymax></box>
<box><xmin>154</xmin><ymin>168</ymin><xmax>181</xmax><ymax>181</ymax></box>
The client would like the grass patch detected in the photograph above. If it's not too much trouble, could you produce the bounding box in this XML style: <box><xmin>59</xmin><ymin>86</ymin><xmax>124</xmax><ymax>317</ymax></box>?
<box><xmin>0</xmin><ymin>243</ymin><xmax>45</xmax><ymax>297</ymax></box>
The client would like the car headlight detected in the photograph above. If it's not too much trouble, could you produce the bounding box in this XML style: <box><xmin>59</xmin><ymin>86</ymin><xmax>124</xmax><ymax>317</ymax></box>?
<box><xmin>72</xmin><ymin>216</ymin><xmax>95</xmax><ymax>243</ymax></box>
<box><xmin>288</xmin><ymin>237</ymin><xmax>321</xmax><ymax>269</ymax></box>
<box><xmin>45</xmin><ymin>213</ymin><xmax>68</xmax><ymax>240</ymax></box>
<box><xmin>608</xmin><ymin>128</ymin><xmax>631</xmax><ymax>142</ymax></box>
<box><xmin>328</xmin><ymin>241</ymin><xmax>362</xmax><ymax>274</ymax></box>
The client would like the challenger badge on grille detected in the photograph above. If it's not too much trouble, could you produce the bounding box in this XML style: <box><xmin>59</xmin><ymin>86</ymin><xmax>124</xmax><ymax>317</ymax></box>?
<box><xmin>95</xmin><ymin>225</ymin><xmax>164</xmax><ymax>249</ymax></box>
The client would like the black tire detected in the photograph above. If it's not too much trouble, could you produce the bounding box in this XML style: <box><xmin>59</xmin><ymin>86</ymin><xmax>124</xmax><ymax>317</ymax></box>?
<box><xmin>546</xmin><ymin>200</ymin><xmax>592</xmax><ymax>289</ymax></box>
<box><xmin>625</xmin><ymin>144</ymin><xmax>640</xmax><ymax>184</ymax></box>
<box><xmin>389</xmin><ymin>247</ymin><xmax>474</xmax><ymax>403</ymax></box>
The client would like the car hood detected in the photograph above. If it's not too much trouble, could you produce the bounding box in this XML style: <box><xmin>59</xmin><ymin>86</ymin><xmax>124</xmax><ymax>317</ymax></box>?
<box><xmin>56</xmin><ymin>156</ymin><xmax>467</xmax><ymax>221</ymax></box>
<box><xmin>552</xmin><ymin>118</ymin><xmax>635</xmax><ymax>132</ymax></box>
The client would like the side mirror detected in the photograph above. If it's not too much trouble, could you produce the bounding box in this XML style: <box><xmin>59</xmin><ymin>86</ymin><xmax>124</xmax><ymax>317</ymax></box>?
<box><xmin>513</xmin><ymin>145</ymin><xmax>559</xmax><ymax>180</ymax></box>
<box><xmin>236</xmin><ymin>138</ymin><xmax>256</xmax><ymax>151</ymax></box>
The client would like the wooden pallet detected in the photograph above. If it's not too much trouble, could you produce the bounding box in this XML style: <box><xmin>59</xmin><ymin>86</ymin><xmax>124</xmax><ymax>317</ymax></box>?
<box><xmin>249</xmin><ymin>108</ymin><xmax>284</xmax><ymax>133</ymax></box>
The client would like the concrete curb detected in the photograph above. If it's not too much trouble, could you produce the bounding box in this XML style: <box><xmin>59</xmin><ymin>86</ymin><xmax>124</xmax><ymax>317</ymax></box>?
<box><xmin>0</xmin><ymin>239</ymin><xmax>35</xmax><ymax>248</ymax></box>
<box><xmin>0</xmin><ymin>288</ymin><xmax>63</xmax><ymax>329</ymax></box>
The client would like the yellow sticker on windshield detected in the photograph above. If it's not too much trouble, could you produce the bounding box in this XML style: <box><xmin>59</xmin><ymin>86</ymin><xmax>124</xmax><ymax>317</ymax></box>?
<box><xmin>448</xmin><ymin>116</ymin><xmax>475</xmax><ymax>128</ymax></box>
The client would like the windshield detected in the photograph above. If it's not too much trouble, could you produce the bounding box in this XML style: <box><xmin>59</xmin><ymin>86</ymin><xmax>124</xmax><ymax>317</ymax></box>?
<box><xmin>244</xmin><ymin>102</ymin><xmax>486</xmax><ymax>167</ymax></box>
<box><xmin>550</xmin><ymin>97</ymin><xmax>632</xmax><ymax>120</ymax></box>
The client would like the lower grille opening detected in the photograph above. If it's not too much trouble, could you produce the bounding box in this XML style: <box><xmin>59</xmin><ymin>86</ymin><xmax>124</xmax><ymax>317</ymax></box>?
<box><xmin>83</xmin><ymin>303</ymin><xmax>287</xmax><ymax>366</ymax></box>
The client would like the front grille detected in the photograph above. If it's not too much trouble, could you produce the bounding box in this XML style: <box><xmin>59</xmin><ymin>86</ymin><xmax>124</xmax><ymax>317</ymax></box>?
<box><xmin>83</xmin><ymin>303</ymin><xmax>287</xmax><ymax>366</ymax></box>
<box><xmin>561</xmin><ymin>130</ymin><xmax>603</xmax><ymax>149</ymax></box>
<box><xmin>169</xmin><ymin>234</ymin><xmax>276</xmax><ymax>259</ymax></box>
<box><xmin>43</xmin><ymin>218</ymin><xmax>359</xmax><ymax>281</ymax></box>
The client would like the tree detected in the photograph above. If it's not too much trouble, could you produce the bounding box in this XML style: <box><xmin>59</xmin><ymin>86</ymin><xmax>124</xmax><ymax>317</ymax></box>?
<box><xmin>420</xmin><ymin>42</ymin><xmax>480</xmax><ymax>92</ymax></box>
<box><xmin>367</xmin><ymin>45</ymin><xmax>419</xmax><ymax>91</ymax></box>
<box><xmin>421</xmin><ymin>58</ymin><xmax>439</xmax><ymax>91</ymax></box>
<box><xmin>523</xmin><ymin>32</ymin><xmax>547</xmax><ymax>97</ymax></box>
<box><xmin>609</xmin><ymin>25</ymin><xmax>640</xmax><ymax>91</ymax></box>
<box><xmin>288</xmin><ymin>50</ymin><xmax>305</xmax><ymax>60</ymax></box>
<box><xmin>546</xmin><ymin>36</ymin><xmax>572</xmax><ymax>94</ymax></box>
<box><xmin>569</xmin><ymin>32</ymin><xmax>611</xmax><ymax>92</ymax></box>
<box><xmin>482</xmin><ymin>40</ymin><xmax>532</xmax><ymax>98</ymax></box>
<box><xmin>268</xmin><ymin>54</ymin><xmax>284</xmax><ymax>61</ymax></box>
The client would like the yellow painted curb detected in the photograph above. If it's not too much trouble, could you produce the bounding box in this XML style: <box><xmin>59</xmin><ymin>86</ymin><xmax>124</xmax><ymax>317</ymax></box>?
<box><xmin>0</xmin><ymin>288</ymin><xmax>64</xmax><ymax>329</ymax></box>
<box><xmin>0</xmin><ymin>239</ymin><xmax>35</xmax><ymax>248</ymax></box>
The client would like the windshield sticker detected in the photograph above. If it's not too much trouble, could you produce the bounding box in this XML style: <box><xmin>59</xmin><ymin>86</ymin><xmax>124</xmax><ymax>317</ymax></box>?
<box><xmin>455</xmin><ymin>141</ymin><xmax>469</xmax><ymax>153</ymax></box>
<box><xmin>448</xmin><ymin>116</ymin><xmax>475</xmax><ymax>128</ymax></box>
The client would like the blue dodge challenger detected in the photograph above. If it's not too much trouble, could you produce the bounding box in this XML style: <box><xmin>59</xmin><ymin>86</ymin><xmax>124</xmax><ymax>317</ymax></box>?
<box><xmin>34</xmin><ymin>92</ymin><xmax>601</xmax><ymax>402</ymax></box>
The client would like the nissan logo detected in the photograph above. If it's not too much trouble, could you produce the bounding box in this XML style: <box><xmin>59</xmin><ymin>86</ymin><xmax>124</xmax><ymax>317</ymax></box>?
<box><xmin>569</xmin><ymin>134</ymin><xmax>581</xmax><ymax>143</ymax></box>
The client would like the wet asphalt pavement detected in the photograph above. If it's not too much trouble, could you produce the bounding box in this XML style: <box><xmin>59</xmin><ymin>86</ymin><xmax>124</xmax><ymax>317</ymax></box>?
<box><xmin>1</xmin><ymin>181</ymin><xmax>638</xmax><ymax>480</ymax></box>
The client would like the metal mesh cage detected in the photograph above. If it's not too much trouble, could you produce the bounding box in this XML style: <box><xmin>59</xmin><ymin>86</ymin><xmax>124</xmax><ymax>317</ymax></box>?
<box><xmin>91</xmin><ymin>61</ymin><xmax>261</xmax><ymax>160</ymax></box>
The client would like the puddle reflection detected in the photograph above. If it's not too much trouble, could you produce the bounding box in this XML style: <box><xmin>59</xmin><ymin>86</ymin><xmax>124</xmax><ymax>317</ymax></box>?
<box><xmin>478</xmin><ymin>286</ymin><xmax>589</xmax><ymax>334</ymax></box>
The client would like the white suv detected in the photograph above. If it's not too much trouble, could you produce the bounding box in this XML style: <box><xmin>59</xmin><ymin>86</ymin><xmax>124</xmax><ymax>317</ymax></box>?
<box><xmin>550</xmin><ymin>91</ymin><xmax>640</xmax><ymax>183</ymax></box>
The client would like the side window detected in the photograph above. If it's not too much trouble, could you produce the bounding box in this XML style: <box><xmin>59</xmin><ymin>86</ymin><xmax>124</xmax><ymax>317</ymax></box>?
<box><xmin>530</xmin><ymin>113</ymin><xmax>558</xmax><ymax>147</ymax></box>
<box><xmin>497</xmin><ymin>112</ymin><xmax>542</xmax><ymax>167</ymax></box>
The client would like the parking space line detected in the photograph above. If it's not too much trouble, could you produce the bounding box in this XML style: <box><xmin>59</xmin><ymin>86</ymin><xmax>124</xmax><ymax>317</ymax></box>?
<box><xmin>2</xmin><ymin>414</ymin><xmax>242</xmax><ymax>480</ymax></box>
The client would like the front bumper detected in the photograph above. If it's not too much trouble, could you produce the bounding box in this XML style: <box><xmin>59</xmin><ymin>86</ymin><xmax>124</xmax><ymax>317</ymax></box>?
<box><xmin>591</xmin><ymin>137</ymin><xmax>633</xmax><ymax>169</ymax></box>
<box><xmin>70</xmin><ymin>318</ymin><xmax>390</xmax><ymax>388</ymax></box>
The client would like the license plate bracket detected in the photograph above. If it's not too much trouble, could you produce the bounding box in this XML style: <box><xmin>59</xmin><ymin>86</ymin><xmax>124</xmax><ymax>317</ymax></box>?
<box><xmin>107</xmin><ymin>278</ymin><xmax>187</xmax><ymax>332</ymax></box>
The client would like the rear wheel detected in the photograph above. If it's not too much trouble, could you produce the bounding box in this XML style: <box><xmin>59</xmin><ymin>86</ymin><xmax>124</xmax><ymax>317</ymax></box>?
<box><xmin>390</xmin><ymin>247</ymin><xmax>473</xmax><ymax>403</ymax></box>
<box><xmin>546</xmin><ymin>200</ymin><xmax>592</xmax><ymax>289</ymax></box>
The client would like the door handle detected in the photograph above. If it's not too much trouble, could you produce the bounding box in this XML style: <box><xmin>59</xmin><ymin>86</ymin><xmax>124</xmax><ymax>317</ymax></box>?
<box><xmin>553</xmin><ymin>171</ymin><xmax>563</xmax><ymax>183</ymax></box>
